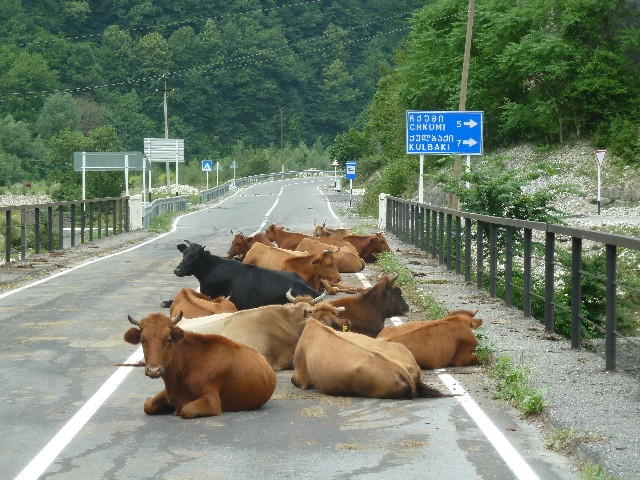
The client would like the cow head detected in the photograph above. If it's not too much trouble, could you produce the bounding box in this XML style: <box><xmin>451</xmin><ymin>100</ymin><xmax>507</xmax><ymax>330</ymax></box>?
<box><xmin>226</xmin><ymin>232</ymin><xmax>249</xmax><ymax>259</ymax></box>
<box><xmin>264</xmin><ymin>224</ymin><xmax>282</xmax><ymax>242</ymax></box>
<box><xmin>312</xmin><ymin>250</ymin><xmax>341</xmax><ymax>282</ymax></box>
<box><xmin>312</xmin><ymin>221</ymin><xmax>329</xmax><ymax>238</ymax></box>
<box><xmin>375</xmin><ymin>274</ymin><xmax>409</xmax><ymax>317</ymax></box>
<box><xmin>174</xmin><ymin>241</ymin><xmax>206</xmax><ymax>277</ymax></box>
<box><xmin>124</xmin><ymin>312</ymin><xmax>184</xmax><ymax>378</ymax></box>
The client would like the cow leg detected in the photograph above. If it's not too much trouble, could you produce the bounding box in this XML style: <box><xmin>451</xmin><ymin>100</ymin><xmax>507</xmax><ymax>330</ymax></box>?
<box><xmin>452</xmin><ymin>349</ymin><xmax>478</xmax><ymax>367</ymax></box>
<box><xmin>144</xmin><ymin>390</ymin><xmax>174</xmax><ymax>415</ymax></box>
<box><xmin>179</xmin><ymin>394</ymin><xmax>223</xmax><ymax>419</ymax></box>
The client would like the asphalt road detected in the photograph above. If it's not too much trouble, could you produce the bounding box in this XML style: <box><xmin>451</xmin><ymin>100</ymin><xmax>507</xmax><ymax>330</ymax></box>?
<box><xmin>1</xmin><ymin>178</ymin><xmax>577</xmax><ymax>479</ymax></box>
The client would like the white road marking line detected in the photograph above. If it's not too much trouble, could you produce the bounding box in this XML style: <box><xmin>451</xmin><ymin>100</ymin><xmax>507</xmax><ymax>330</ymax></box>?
<box><xmin>436</xmin><ymin>371</ymin><xmax>541</xmax><ymax>480</ymax></box>
<box><xmin>316</xmin><ymin>185</ymin><xmax>341</xmax><ymax>225</ymax></box>
<box><xmin>14</xmin><ymin>348</ymin><xmax>143</xmax><ymax>480</ymax></box>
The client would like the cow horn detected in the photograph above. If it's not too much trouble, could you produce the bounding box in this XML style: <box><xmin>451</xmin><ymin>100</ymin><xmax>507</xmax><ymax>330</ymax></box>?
<box><xmin>184</xmin><ymin>239</ymin><xmax>192</xmax><ymax>245</ymax></box>
<box><xmin>310</xmin><ymin>291</ymin><xmax>326</xmax><ymax>305</ymax></box>
<box><xmin>336</xmin><ymin>307</ymin><xmax>346</xmax><ymax>312</ymax></box>
<box><xmin>171</xmin><ymin>312</ymin><xmax>183</xmax><ymax>325</ymax></box>
<box><xmin>225</xmin><ymin>294</ymin><xmax>232</xmax><ymax>301</ymax></box>
<box><xmin>128</xmin><ymin>315</ymin><xmax>140</xmax><ymax>327</ymax></box>
<box><xmin>322</xmin><ymin>221</ymin><xmax>326</xmax><ymax>228</ymax></box>
<box><xmin>286</xmin><ymin>289</ymin><xmax>296</xmax><ymax>302</ymax></box>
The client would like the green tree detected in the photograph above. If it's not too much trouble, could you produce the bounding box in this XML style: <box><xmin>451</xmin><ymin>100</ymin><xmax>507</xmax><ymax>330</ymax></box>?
<box><xmin>0</xmin><ymin>51</ymin><xmax>61</xmax><ymax>122</ymax></box>
<box><xmin>37</xmin><ymin>93</ymin><xmax>81</xmax><ymax>139</ymax></box>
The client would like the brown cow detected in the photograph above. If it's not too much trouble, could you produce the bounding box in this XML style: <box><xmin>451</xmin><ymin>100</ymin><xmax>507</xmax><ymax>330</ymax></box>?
<box><xmin>343</xmin><ymin>233</ymin><xmax>391</xmax><ymax>263</ymax></box>
<box><xmin>312</xmin><ymin>221</ymin><xmax>351</xmax><ymax>240</ymax></box>
<box><xmin>123</xmin><ymin>312</ymin><xmax>276</xmax><ymax>418</ymax></box>
<box><xmin>377</xmin><ymin>310</ymin><xmax>483</xmax><ymax>369</ymax></box>
<box><xmin>226</xmin><ymin>231</ymin><xmax>274</xmax><ymax>260</ymax></box>
<box><xmin>265</xmin><ymin>224</ymin><xmax>311</xmax><ymax>250</ymax></box>
<box><xmin>291</xmin><ymin>318</ymin><xmax>446</xmax><ymax>398</ymax></box>
<box><xmin>307</xmin><ymin>236</ymin><xmax>359</xmax><ymax>255</ymax></box>
<box><xmin>160</xmin><ymin>287</ymin><xmax>237</xmax><ymax>319</ymax></box>
<box><xmin>311</xmin><ymin>274</ymin><xmax>409</xmax><ymax>337</ymax></box>
<box><xmin>180</xmin><ymin>297</ymin><xmax>343</xmax><ymax>370</ymax></box>
<box><xmin>296</xmin><ymin>238</ymin><xmax>365</xmax><ymax>273</ymax></box>
<box><xmin>243</xmin><ymin>242</ymin><xmax>356</xmax><ymax>294</ymax></box>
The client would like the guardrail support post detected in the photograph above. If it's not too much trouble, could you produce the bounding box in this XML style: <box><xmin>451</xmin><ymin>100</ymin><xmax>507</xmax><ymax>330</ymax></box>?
<box><xmin>571</xmin><ymin>237</ymin><xmax>582</xmax><ymax>349</ymax></box>
<box><xmin>605</xmin><ymin>244</ymin><xmax>617</xmax><ymax>371</ymax></box>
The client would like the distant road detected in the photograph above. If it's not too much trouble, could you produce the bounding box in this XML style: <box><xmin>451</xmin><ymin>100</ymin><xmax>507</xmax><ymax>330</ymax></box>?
<box><xmin>3</xmin><ymin>178</ymin><xmax>575</xmax><ymax>480</ymax></box>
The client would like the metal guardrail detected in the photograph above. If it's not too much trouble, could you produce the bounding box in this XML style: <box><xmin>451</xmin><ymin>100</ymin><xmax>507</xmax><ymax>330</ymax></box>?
<box><xmin>142</xmin><ymin>196</ymin><xmax>188</xmax><ymax>228</ymax></box>
<box><xmin>1</xmin><ymin>197</ymin><xmax>130</xmax><ymax>264</ymax></box>
<box><xmin>381</xmin><ymin>194</ymin><xmax>640</xmax><ymax>371</ymax></box>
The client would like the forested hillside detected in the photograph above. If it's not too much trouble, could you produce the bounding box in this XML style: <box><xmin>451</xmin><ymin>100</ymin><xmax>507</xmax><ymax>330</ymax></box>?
<box><xmin>1</xmin><ymin>0</ymin><xmax>639</xmax><ymax>207</ymax></box>
<box><xmin>0</xmin><ymin>0</ymin><xmax>422</xmax><ymax>195</ymax></box>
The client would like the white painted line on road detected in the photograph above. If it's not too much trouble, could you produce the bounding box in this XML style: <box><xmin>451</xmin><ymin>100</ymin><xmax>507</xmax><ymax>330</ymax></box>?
<box><xmin>436</xmin><ymin>371</ymin><xmax>541</xmax><ymax>480</ymax></box>
<box><xmin>14</xmin><ymin>348</ymin><xmax>143</xmax><ymax>480</ymax></box>
<box><xmin>316</xmin><ymin>185</ymin><xmax>341</xmax><ymax>225</ymax></box>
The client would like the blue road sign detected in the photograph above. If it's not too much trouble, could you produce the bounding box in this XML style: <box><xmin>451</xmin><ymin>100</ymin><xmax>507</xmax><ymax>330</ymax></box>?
<box><xmin>406</xmin><ymin>111</ymin><xmax>483</xmax><ymax>155</ymax></box>
<box><xmin>345</xmin><ymin>161</ymin><xmax>356</xmax><ymax>180</ymax></box>
<box><xmin>202</xmin><ymin>159</ymin><xmax>213</xmax><ymax>171</ymax></box>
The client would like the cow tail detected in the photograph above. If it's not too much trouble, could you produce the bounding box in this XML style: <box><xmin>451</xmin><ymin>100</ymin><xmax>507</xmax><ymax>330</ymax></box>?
<box><xmin>416</xmin><ymin>381</ymin><xmax>449</xmax><ymax>398</ymax></box>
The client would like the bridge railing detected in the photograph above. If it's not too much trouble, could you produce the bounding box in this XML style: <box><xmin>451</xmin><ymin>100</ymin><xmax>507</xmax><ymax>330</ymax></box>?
<box><xmin>1</xmin><ymin>197</ymin><xmax>129</xmax><ymax>264</ymax></box>
<box><xmin>379</xmin><ymin>194</ymin><xmax>640</xmax><ymax>371</ymax></box>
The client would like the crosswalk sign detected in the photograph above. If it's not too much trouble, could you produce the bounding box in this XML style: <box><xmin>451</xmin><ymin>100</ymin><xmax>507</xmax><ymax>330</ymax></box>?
<box><xmin>202</xmin><ymin>160</ymin><xmax>213</xmax><ymax>172</ymax></box>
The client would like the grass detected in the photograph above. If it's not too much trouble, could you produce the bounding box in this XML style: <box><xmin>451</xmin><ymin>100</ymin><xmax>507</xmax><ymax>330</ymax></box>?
<box><xmin>490</xmin><ymin>354</ymin><xmax>547</xmax><ymax>415</ymax></box>
<box><xmin>147</xmin><ymin>210</ymin><xmax>184</xmax><ymax>233</ymax></box>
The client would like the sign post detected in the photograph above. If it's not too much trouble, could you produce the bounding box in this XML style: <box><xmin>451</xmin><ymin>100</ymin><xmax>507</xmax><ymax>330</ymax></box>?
<box><xmin>230</xmin><ymin>160</ymin><xmax>237</xmax><ymax>188</ymax></box>
<box><xmin>331</xmin><ymin>159</ymin><xmax>339</xmax><ymax>190</ymax></box>
<box><xmin>345</xmin><ymin>160</ymin><xmax>356</xmax><ymax>207</ymax></box>
<box><xmin>406</xmin><ymin>111</ymin><xmax>484</xmax><ymax>204</ymax></box>
<box><xmin>595</xmin><ymin>150</ymin><xmax>607</xmax><ymax>215</ymax></box>
<box><xmin>202</xmin><ymin>159</ymin><xmax>213</xmax><ymax>189</ymax></box>
<box><xmin>216</xmin><ymin>161</ymin><xmax>220</xmax><ymax>186</ymax></box>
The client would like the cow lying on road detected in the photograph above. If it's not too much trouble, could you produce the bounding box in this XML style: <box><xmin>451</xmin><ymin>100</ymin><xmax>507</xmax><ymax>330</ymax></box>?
<box><xmin>265</xmin><ymin>224</ymin><xmax>311</xmax><ymax>250</ymax></box>
<box><xmin>226</xmin><ymin>231</ymin><xmax>274</xmax><ymax>260</ymax></box>
<box><xmin>124</xmin><ymin>312</ymin><xmax>276</xmax><ymax>418</ymax></box>
<box><xmin>180</xmin><ymin>297</ymin><xmax>343</xmax><ymax>370</ymax></box>
<box><xmin>171</xmin><ymin>241</ymin><xmax>321</xmax><ymax>310</ymax></box>
<box><xmin>309</xmin><ymin>274</ymin><xmax>409</xmax><ymax>337</ymax></box>
<box><xmin>160</xmin><ymin>287</ymin><xmax>237</xmax><ymax>318</ymax></box>
<box><xmin>377</xmin><ymin>309</ymin><xmax>483</xmax><ymax>369</ymax></box>
<box><xmin>291</xmin><ymin>318</ymin><xmax>446</xmax><ymax>399</ymax></box>
<box><xmin>296</xmin><ymin>238</ymin><xmax>365</xmax><ymax>274</ymax></box>
<box><xmin>343</xmin><ymin>233</ymin><xmax>391</xmax><ymax>263</ymax></box>
<box><xmin>311</xmin><ymin>222</ymin><xmax>351</xmax><ymax>240</ymax></box>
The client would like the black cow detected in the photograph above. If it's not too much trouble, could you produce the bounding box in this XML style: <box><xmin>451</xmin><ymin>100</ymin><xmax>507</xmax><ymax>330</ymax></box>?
<box><xmin>170</xmin><ymin>241</ymin><xmax>321</xmax><ymax>310</ymax></box>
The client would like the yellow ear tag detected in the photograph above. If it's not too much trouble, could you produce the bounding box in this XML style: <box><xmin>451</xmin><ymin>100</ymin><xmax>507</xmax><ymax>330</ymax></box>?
<box><xmin>342</xmin><ymin>325</ymin><xmax>349</xmax><ymax>332</ymax></box>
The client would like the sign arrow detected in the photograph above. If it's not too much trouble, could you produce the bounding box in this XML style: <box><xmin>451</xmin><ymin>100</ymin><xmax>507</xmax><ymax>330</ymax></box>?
<box><xmin>462</xmin><ymin>138</ymin><xmax>478</xmax><ymax>147</ymax></box>
<box><xmin>464</xmin><ymin>119</ymin><xmax>478</xmax><ymax>128</ymax></box>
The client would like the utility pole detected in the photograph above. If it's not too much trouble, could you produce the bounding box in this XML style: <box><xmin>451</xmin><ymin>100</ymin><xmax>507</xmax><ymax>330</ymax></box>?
<box><xmin>163</xmin><ymin>77</ymin><xmax>170</xmax><ymax>188</ymax></box>
<box><xmin>452</xmin><ymin>0</ymin><xmax>475</xmax><ymax>210</ymax></box>
<box><xmin>280</xmin><ymin>108</ymin><xmax>284</xmax><ymax>173</ymax></box>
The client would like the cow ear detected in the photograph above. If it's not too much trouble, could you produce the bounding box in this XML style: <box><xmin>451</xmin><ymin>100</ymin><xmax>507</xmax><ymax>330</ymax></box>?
<box><xmin>177</xmin><ymin>244</ymin><xmax>187</xmax><ymax>253</ymax></box>
<box><xmin>124</xmin><ymin>328</ymin><xmax>141</xmax><ymax>345</ymax></box>
<box><xmin>170</xmin><ymin>328</ymin><xmax>186</xmax><ymax>343</ymax></box>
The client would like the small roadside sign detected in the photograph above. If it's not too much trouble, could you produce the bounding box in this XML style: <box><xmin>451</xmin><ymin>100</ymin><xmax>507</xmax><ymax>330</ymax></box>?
<box><xmin>345</xmin><ymin>161</ymin><xmax>356</xmax><ymax>180</ymax></box>
<box><xmin>202</xmin><ymin>160</ymin><xmax>213</xmax><ymax>172</ymax></box>
<box><xmin>331</xmin><ymin>159</ymin><xmax>339</xmax><ymax>167</ymax></box>
<box><xmin>595</xmin><ymin>150</ymin><xmax>607</xmax><ymax>169</ymax></box>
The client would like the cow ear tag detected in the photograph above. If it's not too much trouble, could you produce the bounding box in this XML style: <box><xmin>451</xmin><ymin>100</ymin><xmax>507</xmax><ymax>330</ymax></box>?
<box><xmin>342</xmin><ymin>325</ymin><xmax>349</xmax><ymax>332</ymax></box>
